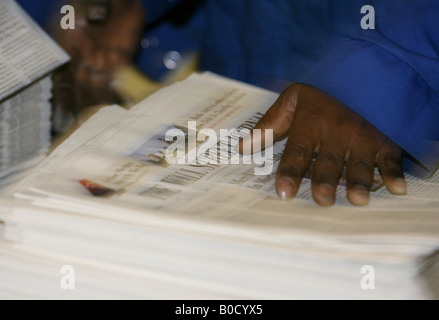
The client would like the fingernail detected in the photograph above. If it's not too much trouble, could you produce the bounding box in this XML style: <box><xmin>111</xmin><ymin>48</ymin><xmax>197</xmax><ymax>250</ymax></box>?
<box><xmin>349</xmin><ymin>185</ymin><xmax>370</xmax><ymax>206</ymax></box>
<box><xmin>277</xmin><ymin>178</ymin><xmax>296</xmax><ymax>201</ymax></box>
<box><xmin>314</xmin><ymin>183</ymin><xmax>335</xmax><ymax>206</ymax></box>
<box><xmin>391</xmin><ymin>178</ymin><xmax>407</xmax><ymax>195</ymax></box>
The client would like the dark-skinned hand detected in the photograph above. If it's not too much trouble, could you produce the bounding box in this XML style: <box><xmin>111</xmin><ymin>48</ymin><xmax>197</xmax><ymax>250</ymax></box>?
<box><xmin>239</xmin><ymin>84</ymin><xmax>407</xmax><ymax>206</ymax></box>
<box><xmin>53</xmin><ymin>0</ymin><xmax>145</xmax><ymax>121</ymax></box>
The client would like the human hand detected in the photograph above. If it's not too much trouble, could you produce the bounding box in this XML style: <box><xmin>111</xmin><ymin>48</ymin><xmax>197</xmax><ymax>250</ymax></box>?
<box><xmin>53</xmin><ymin>0</ymin><xmax>145</xmax><ymax>122</ymax></box>
<box><xmin>240</xmin><ymin>84</ymin><xmax>407</xmax><ymax>206</ymax></box>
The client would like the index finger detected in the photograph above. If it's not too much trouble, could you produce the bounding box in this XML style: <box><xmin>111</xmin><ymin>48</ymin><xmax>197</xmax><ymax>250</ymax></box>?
<box><xmin>238</xmin><ymin>84</ymin><xmax>302</xmax><ymax>154</ymax></box>
<box><xmin>276</xmin><ymin>111</ymin><xmax>319</xmax><ymax>200</ymax></box>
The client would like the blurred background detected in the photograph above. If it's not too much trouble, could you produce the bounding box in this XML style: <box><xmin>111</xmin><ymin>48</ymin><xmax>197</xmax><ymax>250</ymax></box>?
<box><xmin>18</xmin><ymin>0</ymin><xmax>205</xmax><ymax>144</ymax></box>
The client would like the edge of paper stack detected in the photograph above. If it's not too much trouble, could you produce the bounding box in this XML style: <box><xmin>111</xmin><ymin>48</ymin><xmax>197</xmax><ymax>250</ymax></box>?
<box><xmin>1</xmin><ymin>71</ymin><xmax>439</xmax><ymax>299</ymax></box>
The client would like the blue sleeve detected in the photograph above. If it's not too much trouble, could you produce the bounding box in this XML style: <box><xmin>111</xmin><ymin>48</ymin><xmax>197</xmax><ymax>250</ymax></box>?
<box><xmin>300</xmin><ymin>0</ymin><xmax>439</xmax><ymax>178</ymax></box>
<box><xmin>16</xmin><ymin>0</ymin><xmax>62</xmax><ymax>27</ymax></box>
<box><xmin>140</xmin><ymin>0</ymin><xmax>186</xmax><ymax>23</ymax></box>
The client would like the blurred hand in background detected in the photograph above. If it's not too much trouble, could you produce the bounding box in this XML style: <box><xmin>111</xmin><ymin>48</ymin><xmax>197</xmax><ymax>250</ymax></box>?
<box><xmin>53</xmin><ymin>0</ymin><xmax>145</xmax><ymax>131</ymax></box>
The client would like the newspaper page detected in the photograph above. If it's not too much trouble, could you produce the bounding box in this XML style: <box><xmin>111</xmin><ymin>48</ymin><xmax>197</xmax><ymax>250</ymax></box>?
<box><xmin>0</xmin><ymin>0</ymin><xmax>69</xmax><ymax>101</ymax></box>
<box><xmin>14</xmin><ymin>72</ymin><xmax>439</xmax><ymax>243</ymax></box>
<box><xmin>5</xmin><ymin>73</ymin><xmax>439</xmax><ymax>300</ymax></box>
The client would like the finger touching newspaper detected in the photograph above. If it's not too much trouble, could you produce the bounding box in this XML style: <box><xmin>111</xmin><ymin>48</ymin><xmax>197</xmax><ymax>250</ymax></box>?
<box><xmin>3</xmin><ymin>72</ymin><xmax>439</xmax><ymax>299</ymax></box>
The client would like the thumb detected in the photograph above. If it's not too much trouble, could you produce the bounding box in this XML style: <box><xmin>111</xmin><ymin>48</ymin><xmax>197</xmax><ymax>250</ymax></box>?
<box><xmin>238</xmin><ymin>84</ymin><xmax>301</xmax><ymax>154</ymax></box>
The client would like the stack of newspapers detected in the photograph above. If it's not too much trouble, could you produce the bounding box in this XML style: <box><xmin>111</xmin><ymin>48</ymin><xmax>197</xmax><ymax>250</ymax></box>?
<box><xmin>1</xmin><ymin>72</ymin><xmax>439</xmax><ymax>299</ymax></box>
<box><xmin>0</xmin><ymin>0</ymin><xmax>69</xmax><ymax>187</ymax></box>
<box><xmin>0</xmin><ymin>77</ymin><xmax>52</xmax><ymax>186</ymax></box>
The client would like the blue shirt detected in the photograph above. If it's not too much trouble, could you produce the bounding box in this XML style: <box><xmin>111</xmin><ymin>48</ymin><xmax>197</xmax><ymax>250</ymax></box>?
<box><xmin>145</xmin><ymin>0</ymin><xmax>439</xmax><ymax>178</ymax></box>
<box><xmin>17</xmin><ymin>0</ymin><xmax>61</xmax><ymax>28</ymax></box>
<box><xmin>19</xmin><ymin>0</ymin><xmax>439</xmax><ymax>177</ymax></box>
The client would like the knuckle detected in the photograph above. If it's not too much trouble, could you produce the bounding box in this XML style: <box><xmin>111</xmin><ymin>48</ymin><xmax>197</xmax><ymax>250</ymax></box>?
<box><xmin>380</xmin><ymin>162</ymin><xmax>402</xmax><ymax>174</ymax></box>
<box><xmin>317</xmin><ymin>152</ymin><xmax>343</xmax><ymax>165</ymax></box>
<box><xmin>347</xmin><ymin>178</ymin><xmax>371</xmax><ymax>189</ymax></box>
<box><xmin>379</xmin><ymin>166</ymin><xmax>403</xmax><ymax>178</ymax></box>
<box><xmin>257</xmin><ymin>116</ymin><xmax>272</xmax><ymax>130</ymax></box>
<box><xmin>349</xmin><ymin>157</ymin><xmax>374</xmax><ymax>170</ymax></box>
<box><xmin>287</xmin><ymin>142</ymin><xmax>312</xmax><ymax>159</ymax></box>
<box><xmin>379</xmin><ymin>141</ymin><xmax>403</xmax><ymax>160</ymax></box>
<box><xmin>378</xmin><ymin>152</ymin><xmax>403</xmax><ymax>174</ymax></box>
<box><xmin>277</xmin><ymin>164</ymin><xmax>305</xmax><ymax>179</ymax></box>
<box><xmin>277</xmin><ymin>84</ymin><xmax>302</xmax><ymax>114</ymax></box>
<box><xmin>382</xmin><ymin>153</ymin><xmax>402</xmax><ymax>166</ymax></box>
<box><xmin>312</xmin><ymin>174</ymin><xmax>339</xmax><ymax>186</ymax></box>
<box><xmin>284</xmin><ymin>83</ymin><xmax>302</xmax><ymax>97</ymax></box>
